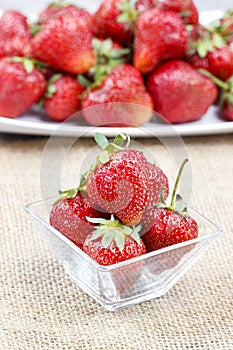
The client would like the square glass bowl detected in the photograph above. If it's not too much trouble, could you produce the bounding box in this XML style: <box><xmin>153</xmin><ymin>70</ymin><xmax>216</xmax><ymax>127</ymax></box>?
<box><xmin>25</xmin><ymin>199</ymin><xmax>221</xmax><ymax>311</ymax></box>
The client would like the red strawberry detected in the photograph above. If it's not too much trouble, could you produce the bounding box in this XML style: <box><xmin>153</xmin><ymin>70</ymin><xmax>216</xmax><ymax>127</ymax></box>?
<box><xmin>81</xmin><ymin>64</ymin><xmax>153</xmax><ymax>127</ymax></box>
<box><xmin>0</xmin><ymin>10</ymin><xmax>31</xmax><ymax>59</ymax></box>
<box><xmin>133</xmin><ymin>8</ymin><xmax>189</xmax><ymax>74</ymax></box>
<box><xmin>50</xmin><ymin>191</ymin><xmax>109</xmax><ymax>249</ymax></box>
<box><xmin>31</xmin><ymin>9</ymin><xmax>95</xmax><ymax>74</ymax></box>
<box><xmin>142</xmin><ymin>159</ymin><xmax>198</xmax><ymax>253</ymax></box>
<box><xmin>142</xmin><ymin>207</ymin><xmax>198</xmax><ymax>252</ymax></box>
<box><xmin>86</xmin><ymin>150</ymin><xmax>149</xmax><ymax>226</ymax></box>
<box><xmin>83</xmin><ymin>216</ymin><xmax>146</xmax><ymax>265</ymax></box>
<box><xmin>43</xmin><ymin>74</ymin><xmax>85</xmax><ymax>121</ymax></box>
<box><xmin>38</xmin><ymin>3</ymin><xmax>90</xmax><ymax>24</ymax></box>
<box><xmin>83</xmin><ymin>216</ymin><xmax>146</xmax><ymax>293</ymax></box>
<box><xmin>187</xmin><ymin>25</ymin><xmax>233</xmax><ymax>81</ymax></box>
<box><xmin>147</xmin><ymin>60</ymin><xmax>218</xmax><ymax>123</ymax></box>
<box><xmin>136</xmin><ymin>0</ymin><xmax>189</xmax><ymax>12</ymax></box>
<box><xmin>91</xmin><ymin>0</ymin><xmax>137</xmax><ymax>45</ymax></box>
<box><xmin>0</xmin><ymin>58</ymin><xmax>46</xmax><ymax>118</ymax></box>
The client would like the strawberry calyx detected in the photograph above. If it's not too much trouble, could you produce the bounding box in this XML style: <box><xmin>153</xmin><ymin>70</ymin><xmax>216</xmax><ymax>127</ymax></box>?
<box><xmin>209</xmin><ymin>10</ymin><xmax>233</xmax><ymax>43</ymax></box>
<box><xmin>157</xmin><ymin>159</ymin><xmax>189</xmax><ymax>218</ymax></box>
<box><xmin>87</xmin><ymin>214</ymin><xmax>141</xmax><ymax>252</ymax></box>
<box><xmin>7</xmin><ymin>57</ymin><xmax>49</xmax><ymax>73</ymax></box>
<box><xmin>56</xmin><ymin>174</ymin><xmax>87</xmax><ymax>202</ymax></box>
<box><xmin>78</xmin><ymin>38</ymin><xmax>131</xmax><ymax>93</ymax></box>
<box><xmin>117</xmin><ymin>0</ymin><xmax>139</xmax><ymax>24</ymax></box>
<box><xmin>187</xmin><ymin>26</ymin><xmax>226</xmax><ymax>58</ymax></box>
<box><xmin>45</xmin><ymin>74</ymin><xmax>62</xmax><ymax>98</ymax></box>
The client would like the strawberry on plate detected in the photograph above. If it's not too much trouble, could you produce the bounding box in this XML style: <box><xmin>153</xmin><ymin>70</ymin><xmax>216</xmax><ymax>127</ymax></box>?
<box><xmin>187</xmin><ymin>25</ymin><xmax>233</xmax><ymax>81</ymax></box>
<box><xmin>0</xmin><ymin>58</ymin><xmax>46</xmax><ymax>118</ymax></box>
<box><xmin>31</xmin><ymin>8</ymin><xmax>95</xmax><ymax>74</ymax></box>
<box><xmin>135</xmin><ymin>0</ymin><xmax>198</xmax><ymax>24</ymax></box>
<box><xmin>0</xmin><ymin>10</ymin><xmax>32</xmax><ymax>59</ymax></box>
<box><xmin>133</xmin><ymin>8</ymin><xmax>189</xmax><ymax>74</ymax></box>
<box><xmin>91</xmin><ymin>0</ymin><xmax>137</xmax><ymax>45</ymax></box>
<box><xmin>43</xmin><ymin>74</ymin><xmax>85</xmax><ymax>121</ymax></box>
<box><xmin>38</xmin><ymin>2</ymin><xmax>91</xmax><ymax>24</ymax></box>
<box><xmin>147</xmin><ymin>60</ymin><xmax>218</xmax><ymax>123</ymax></box>
<box><xmin>81</xmin><ymin>64</ymin><xmax>153</xmax><ymax>127</ymax></box>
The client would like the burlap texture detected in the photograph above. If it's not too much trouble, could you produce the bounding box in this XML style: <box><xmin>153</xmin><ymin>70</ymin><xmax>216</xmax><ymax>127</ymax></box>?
<box><xmin>0</xmin><ymin>133</ymin><xmax>232</xmax><ymax>350</ymax></box>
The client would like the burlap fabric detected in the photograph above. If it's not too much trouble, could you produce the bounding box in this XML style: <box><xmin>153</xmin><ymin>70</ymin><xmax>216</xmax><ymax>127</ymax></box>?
<box><xmin>0</xmin><ymin>133</ymin><xmax>232</xmax><ymax>350</ymax></box>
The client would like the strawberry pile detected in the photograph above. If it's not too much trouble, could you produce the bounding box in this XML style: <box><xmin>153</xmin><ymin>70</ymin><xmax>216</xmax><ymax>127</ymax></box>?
<box><xmin>1</xmin><ymin>1</ymin><xmax>233</xmax><ymax>124</ymax></box>
<box><xmin>50</xmin><ymin>133</ymin><xmax>199</xmax><ymax>278</ymax></box>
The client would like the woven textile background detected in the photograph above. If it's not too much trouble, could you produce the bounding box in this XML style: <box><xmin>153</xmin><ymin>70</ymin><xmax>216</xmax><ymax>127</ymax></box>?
<box><xmin>0</xmin><ymin>134</ymin><xmax>232</xmax><ymax>350</ymax></box>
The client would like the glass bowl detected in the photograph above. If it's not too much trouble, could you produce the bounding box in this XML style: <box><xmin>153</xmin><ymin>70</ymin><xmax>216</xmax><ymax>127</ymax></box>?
<box><xmin>25</xmin><ymin>199</ymin><xmax>221</xmax><ymax>311</ymax></box>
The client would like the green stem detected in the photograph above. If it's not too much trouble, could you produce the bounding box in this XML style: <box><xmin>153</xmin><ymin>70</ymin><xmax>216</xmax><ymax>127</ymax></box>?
<box><xmin>199</xmin><ymin>69</ymin><xmax>229</xmax><ymax>90</ymax></box>
<box><xmin>170</xmin><ymin>159</ymin><xmax>188</xmax><ymax>209</ymax></box>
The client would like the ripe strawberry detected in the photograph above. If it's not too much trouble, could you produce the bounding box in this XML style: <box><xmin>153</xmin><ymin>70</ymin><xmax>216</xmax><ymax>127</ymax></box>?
<box><xmin>135</xmin><ymin>0</ymin><xmax>198</xmax><ymax>24</ymax></box>
<box><xmin>83</xmin><ymin>216</ymin><xmax>146</xmax><ymax>265</ymax></box>
<box><xmin>31</xmin><ymin>9</ymin><xmax>95</xmax><ymax>74</ymax></box>
<box><xmin>141</xmin><ymin>159</ymin><xmax>198</xmax><ymax>253</ymax></box>
<box><xmin>83</xmin><ymin>216</ymin><xmax>146</xmax><ymax>293</ymax></box>
<box><xmin>81</xmin><ymin>64</ymin><xmax>153</xmax><ymax>127</ymax></box>
<box><xmin>187</xmin><ymin>25</ymin><xmax>233</xmax><ymax>81</ymax></box>
<box><xmin>38</xmin><ymin>3</ymin><xmax>91</xmax><ymax>24</ymax></box>
<box><xmin>43</xmin><ymin>74</ymin><xmax>85</xmax><ymax>121</ymax></box>
<box><xmin>133</xmin><ymin>8</ymin><xmax>189</xmax><ymax>74</ymax></box>
<box><xmin>50</xmin><ymin>191</ymin><xmax>109</xmax><ymax>249</ymax></box>
<box><xmin>147</xmin><ymin>60</ymin><xmax>217</xmax><ymax>123</ymax></box>
<box><xmin>0</xmin><ymin>10</ymin><xmax>31</xmax><ymax>59</ymax></box>
<box><xmin>0</xmin><ymin>58</ymin><xmax>46</xmax><ymax>118</ymax></box>
<box><xmin>85</xmin><ymin>133</ymin><xmax>169</xmax><ymax>225</ymax></box>
<box><xmin>91</xmin><ymin>0</ymin><xmax>137</xmax><ymax>45</ymax></box>
<box><xmin>86</xmin><ymin>150</ymin><xmax>149</xmax><ymax>226</ymax></box>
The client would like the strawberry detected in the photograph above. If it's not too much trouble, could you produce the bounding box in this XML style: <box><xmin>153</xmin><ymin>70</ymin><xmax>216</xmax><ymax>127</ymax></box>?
<box><xmin>81</xmin><ymin>64</ymin><xmax>153</xmax><ymax>127</ymax></box>
<box><xmin>0</xmin><ymin>58</ymin><xmax>46</xmax><ymax>118</ymax></box>
<box><xmin>83</xmin><ymin>216</ymin><xmax>146</xmax><ymax>265</ymax></box>
<box><xmin>91</xmin><ymin>0</ymin><xmax>137</xmax><ymax>45</ymax></box>
<box><xmin>43</xmin><ymin>74</ymin><xmax>85</xmax><ymax>121</ymax></box>
<box><xmin>141</xmin><ymin>159</ymin><xmax>198</xmax><ymax>253</ymax></box>
<box><xmin>133</xmin><ymin>8</ymin><xmax>189</xmax><ymax>74</ymax></box>
<box><xmin>38</xmin><ymin>3</ymin><xmax>90</xmax><ymax>24</ymax></box>
<box><xmin>83</xmin><ymin>216</ymin><xmax>146</xmax><ymax>293</ymax></box>
<box><xmin>31</xmin><ymin>9</ymin><xmax>94</xmax><ymax>74</ymax></box>
<box><xmin>147</xmin><ymin>60</ymin><xmax>218</xmax><ymax>123</ymax></box>
<box><xmin>0</xmin><ymin>10</ymin><xmax>31</xmax><ymax>59</ymax></box>
<box><xmin>187</xmin><ymin>25</ymin><xmax>233</xmax><ymax>81</ymax></box>
<box><xmin>85</xmin><ymin>133</ymin><xmax>168</xmax><ymax>225</ymax></box>
<box><xmin>135</xmin><ymin>0</ymin><xmax>198</xmax><ymax>24</ymax></box>
<box><xmin>86</xmin><ymin>150</ymin><xmax>149</xmax><ymax>226</ymax></box>
<box><xmin>50</xmin><ymin>191</ymin><xmax>109</xmax><ymax>249</ymax></box>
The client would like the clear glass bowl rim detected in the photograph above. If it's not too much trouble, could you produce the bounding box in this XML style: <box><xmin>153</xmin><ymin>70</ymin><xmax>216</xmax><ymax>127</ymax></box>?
<box><xmin>25</xmin><ymin>198</ymin><xmax>222</xmax><ymax>272</ymax></box>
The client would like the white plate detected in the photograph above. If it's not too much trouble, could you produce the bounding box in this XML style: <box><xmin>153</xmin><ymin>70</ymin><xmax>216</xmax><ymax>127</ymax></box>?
<box><xmin>1</xmin><ymin>8</ymin><xmax>233</xmax><ymax>137</ymax></box>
